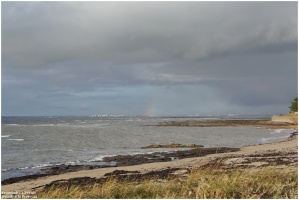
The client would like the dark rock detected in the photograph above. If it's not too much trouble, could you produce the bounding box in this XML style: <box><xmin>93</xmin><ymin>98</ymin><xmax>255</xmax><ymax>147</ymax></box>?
<box><xmin>141</xmin><ymin>143</ymin><xmax>204</xmax><ymax>149</ymax></box>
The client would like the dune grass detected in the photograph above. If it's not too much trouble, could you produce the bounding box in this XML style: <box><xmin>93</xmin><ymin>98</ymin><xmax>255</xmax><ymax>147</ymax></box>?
<box><xmin>38</xmin><ymin>167</ymin><xmax>298</xmax><ymax>199</ymax></box>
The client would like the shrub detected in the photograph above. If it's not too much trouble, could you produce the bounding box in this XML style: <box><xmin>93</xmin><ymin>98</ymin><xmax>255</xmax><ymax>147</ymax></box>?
<box><xmin>289</xmin><ymin>97</ymin><xmax>298</xmax><ymax>112</ymax></box>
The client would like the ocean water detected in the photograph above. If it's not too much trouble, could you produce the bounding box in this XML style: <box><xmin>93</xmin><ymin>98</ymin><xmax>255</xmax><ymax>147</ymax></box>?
<box><xmin>1</xmin><ymin>116</ymin><xmax>294</xmax><ymax>180</ymax></box>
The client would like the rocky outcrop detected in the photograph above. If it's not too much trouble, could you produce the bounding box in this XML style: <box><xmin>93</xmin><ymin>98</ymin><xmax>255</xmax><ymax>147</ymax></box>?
<box><xmin>141</xmin><ymin>143</ymin><xmax>204</xmax><ymax>149</ymax></box>
<box><xmin>156</xmin><ymin>119</ymin><xmax>297</xmax><ymax>128</ymax></box>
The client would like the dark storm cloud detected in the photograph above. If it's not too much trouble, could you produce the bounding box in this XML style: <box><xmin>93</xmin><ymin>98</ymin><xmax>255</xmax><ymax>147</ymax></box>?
<box><xmin>1</xmin><ymin>1</ymin><xmax>297</xmax><ymax>116</ymax></box>
<box><xmin>3</xmin><ymin>2</ymin><xmax>296</xmax><ymax>68</ymax></box>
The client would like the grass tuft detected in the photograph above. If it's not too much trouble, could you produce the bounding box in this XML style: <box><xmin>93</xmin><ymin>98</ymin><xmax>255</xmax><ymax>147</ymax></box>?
<box><xmin>38</xmin><ymin>167</ymin><xmax>298</xmax><ymax>199</ymax></box>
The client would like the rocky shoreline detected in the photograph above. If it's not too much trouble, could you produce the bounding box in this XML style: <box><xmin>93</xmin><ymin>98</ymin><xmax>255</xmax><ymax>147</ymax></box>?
<box><xmin>39</xmin><ymin>134</ymin><xmax>298</xmax><ymax>194</ymax></box>
<box><xmin>102</xmin><ymin>147</ymin><xmax>239</xmax><ymax>165</ymax></box>
<box><xmin>41</xmin><ymin>150</ymin><xmax>298</xmax><ymax>192</ymax></box>
<box><xmin>157</xmin><ymin>119</ymin><xmax>297</xmax><ymax>129</ymax></box>
<box><xmin>2</xmin><ymin>120</ymin><xmax>297</xmax><ymax>186</ymax></box>
<box><xmin>1</xmin><ymin>146</ymin><xmax>239</xmax><ymax>185</ymax></box>
<box><xmin>1</xmin><ymin>119</ymin><xmax>297</xmax><ymax>195</ymax></box>
<box><xmin>1</xmin><ymin>133</ymin><xmax>297</xmax><ymax>195</ymax></box>
<box><xmin>141</xmin><ymin>143</ymin><xmax>204</xmax><ymax>149</ymax></box>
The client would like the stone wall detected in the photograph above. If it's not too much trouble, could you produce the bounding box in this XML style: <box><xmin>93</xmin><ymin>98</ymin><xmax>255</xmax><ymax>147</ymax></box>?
<box><xmin>271</xmin><ymin>114</ymin><xmax>298</xmax><ymax>125</ymax></box>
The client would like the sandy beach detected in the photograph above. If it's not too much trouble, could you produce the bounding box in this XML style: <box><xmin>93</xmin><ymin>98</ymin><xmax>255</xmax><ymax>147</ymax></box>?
<box><xmin>1</xmin><ymin>120</ymin><xmax>297</xmax><ymax>197</ymax></box>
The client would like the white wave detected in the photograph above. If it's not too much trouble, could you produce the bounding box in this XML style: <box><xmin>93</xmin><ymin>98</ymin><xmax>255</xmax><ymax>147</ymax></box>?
<box><xmin>271</xmin><ymin>129</ymin><xmax>296</xmax><ymax>134</ymax></box>
<box><xmin>8</xmin><ymin>139</ymin><xmax>24</xmax><ymax>141</ymax></box>
<box><xmin>4</xmin><ymin>124</ymin><xmax>20</xmax><ymax>126</ymax></box>
<box><xmin>1</xmin><ymin>135</ymin><xmax>11</xmax><ymax>138</ymax></box>
<box><xmin>2</xmin><ymin>166</ymin><xmax>30</xmax><ymax>172</ymax></box>
<box><xmin>67</xmin><ymin>148</ymin><xmax>87</xmax><ymax>152</ymax></box>
<box><xmin>146</xmin><ymin>151</ymin><xmax>155</xmax><ymax>154</ymax></box>
<box><xmin>17</xmin><ymin>166</ymin><xmax>29</xmax><ymax>170</ymax></box>
<box><xmin>88</xmin><ymin>155</ymin><xmax>116</xmax><ymax>162</ymax></box>
<box><xmin>32</xmin><ymin>124</ymin><xmax>55</xmax><ymax>127</ymax></box>
<box><xmin>260</xmin><ymin>135</ymin><xmax>289</xmax><ymax>142</ymax></box>
<box><xmin>32</xmin><ymin>163</ymin><xmax>55</xmax><ymax>169</ymax></box>
<box><xmin>65</xmin><ymin>160</ymin><xmax>81</xmax><ymax>165</ymax></box>
<box><xmin>1</xmin><ymin>168</ymin><xmax>11</xmax><ymax>172</ymax></box>
<box><xmin>270</xmin><ymin>129</ymin><xmax>284</xmax><ymax>134</ymax></box>
<box><xmin>125</xmin><ymin>119</ymin><xmax>135</xmax><ymax>122</ymax></box>
<box><xmin>88</xmin><ymin>156</ymin><xmax>105</xmax><ymax>162</ymax></box>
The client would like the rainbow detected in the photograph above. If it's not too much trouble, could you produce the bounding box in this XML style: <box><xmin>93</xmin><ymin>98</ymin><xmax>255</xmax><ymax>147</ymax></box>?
<box><xmin>144</xmin><ymin>95</ymin><xmax>157</xmax><ymax>117</ymax></box>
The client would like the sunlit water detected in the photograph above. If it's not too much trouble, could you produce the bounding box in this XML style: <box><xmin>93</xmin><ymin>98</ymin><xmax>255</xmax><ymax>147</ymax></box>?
<box><xmin>1</xmin><ymin>116</ymin><xmax>293</xmax><ymax>180</ymax></box>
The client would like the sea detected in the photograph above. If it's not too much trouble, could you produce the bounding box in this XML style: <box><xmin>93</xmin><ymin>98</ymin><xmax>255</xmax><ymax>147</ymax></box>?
<box><xmin>1</xmin><ymin>115</ymin><xmax>294</xmax><ymax>181</ymax></box>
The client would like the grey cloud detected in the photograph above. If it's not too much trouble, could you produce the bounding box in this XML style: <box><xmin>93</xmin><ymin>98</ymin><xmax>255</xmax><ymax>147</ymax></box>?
<box><xmin>2</xmin><ymin>1</ymin><xmax>297</xmax><ymax>116</ymax></box>
<box><xmin>2</xmin><ymin>2</ymin><xmax>297</xmax><ymax>68</ymax></box>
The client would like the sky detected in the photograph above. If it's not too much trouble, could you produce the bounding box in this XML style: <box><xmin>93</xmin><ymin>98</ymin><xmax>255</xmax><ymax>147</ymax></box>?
<box><xmin>1</xmin><ymin>1</ymin><xmax>298</xmax><ymax>116</ymax></box>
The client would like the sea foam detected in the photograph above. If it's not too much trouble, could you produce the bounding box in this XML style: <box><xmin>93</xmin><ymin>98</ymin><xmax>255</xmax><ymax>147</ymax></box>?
<box><xmin>8</xmin><ymin>139</ymin><xmax>24</xmax><ymax>141</ymax></box>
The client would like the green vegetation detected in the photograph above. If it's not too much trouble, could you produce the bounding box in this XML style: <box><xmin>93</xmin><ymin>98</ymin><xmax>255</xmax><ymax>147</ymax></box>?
<box><xmin>38</xmin><ymin>168</ymin><xmax>297</xmax><ymax>199</ymax></box>
<box><xmin>289</xmin><ymin>97</ymin><xmax>298</xmax><ymax>112</ymax></box>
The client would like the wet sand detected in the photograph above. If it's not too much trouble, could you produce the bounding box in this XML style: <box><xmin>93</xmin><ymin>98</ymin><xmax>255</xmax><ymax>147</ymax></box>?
<box><xmin>1</xmin><ymin>120</ymin><xmax>297</xmax><ymax>195</ymax></box>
